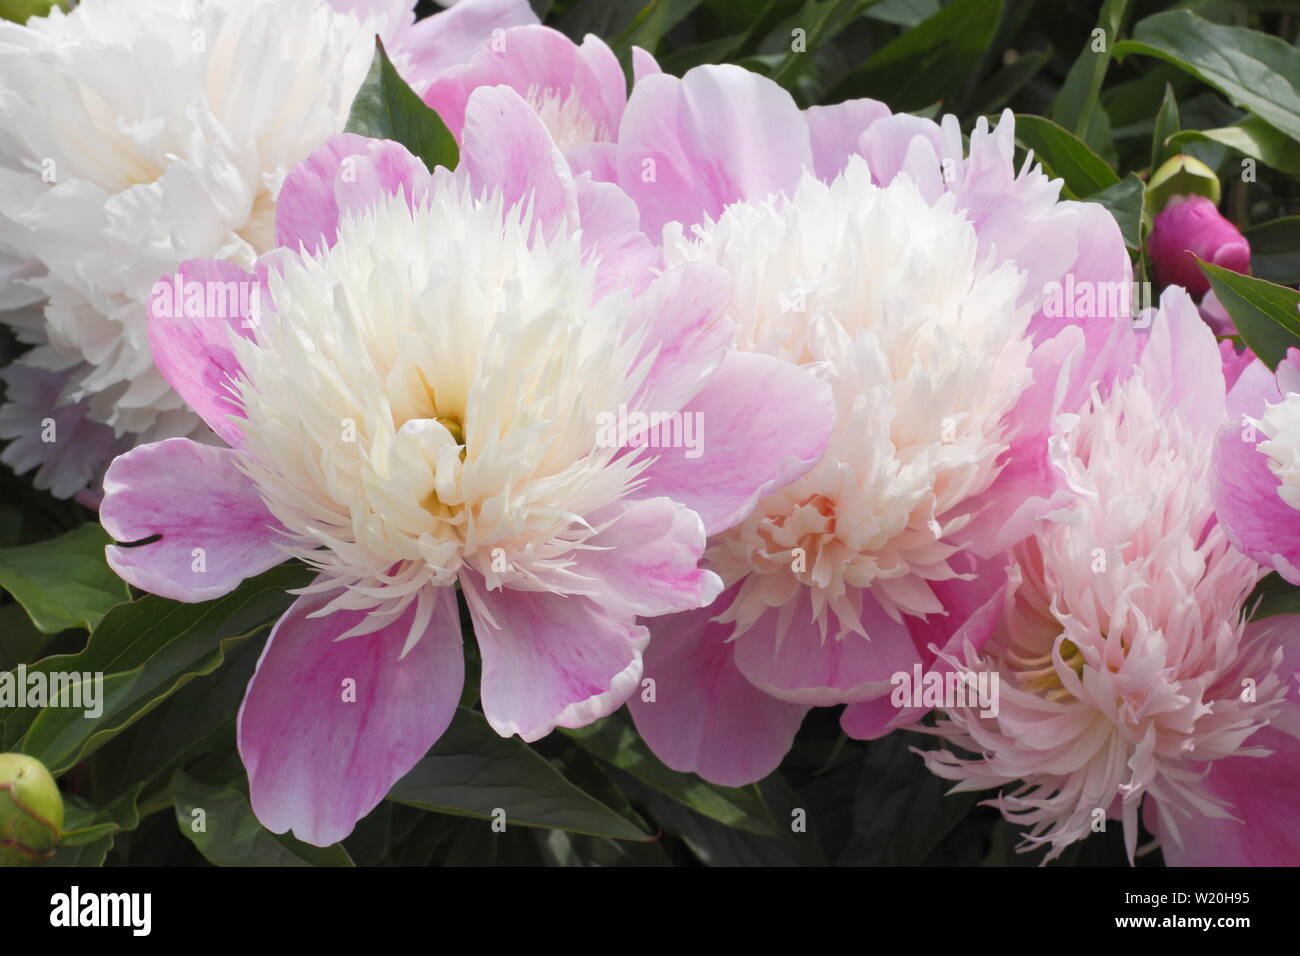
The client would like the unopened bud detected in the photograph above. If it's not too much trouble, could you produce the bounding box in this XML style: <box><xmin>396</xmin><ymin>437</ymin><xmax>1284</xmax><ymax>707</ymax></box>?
<box><xmin>0</xmin><ymin>753</ymin><xmax>63</xmax><ymax>866</ymax></box>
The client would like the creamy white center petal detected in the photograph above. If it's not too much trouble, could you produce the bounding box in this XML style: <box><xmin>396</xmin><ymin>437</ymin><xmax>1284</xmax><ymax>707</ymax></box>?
<box><xmin>664</xmin><ymin>158</ymin><xmax>1032</xmax><ymax>639</ymax></box>
<box><xmin>232</xmin><ymin>182</ymin><xmax>650</xmax><ymax>628</ymax></box>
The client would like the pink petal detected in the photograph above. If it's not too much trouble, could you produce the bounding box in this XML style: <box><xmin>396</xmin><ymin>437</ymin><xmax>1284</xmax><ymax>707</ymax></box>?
<box><xmin>462</xmin><ymin>572</ymin><xmax>647</xmax><ymax>741</ymax></box>
<box><xmin>804</xmin><ymin>98</ymin><xmax>889</xmax><ymax>181</ymax></box>
<box><xmin>275</xmin><ymin>134</ymin><xmax>431</xmax><ymax>254</ymax></box>
<box><xmin>567</xmin><ymin>141</ymin><xmax>618</xmax><ymax>182</ymax></box>
<box><xmin>459</xmin><ymin>85</ymin><xmax>577</xmax><ymax>237</ymax></box>
<box><xmin>1225</xmin><ymin>355</ymin><xmax>1281</xmax><ymax>420</ymax></box>
<box><xmin>841</xmin><ymin>557</ymin><xmax>1012</xmax><ymax>739</ymax></box>
<box><xmin>146</xmin><ymin>259</ymin><xmax>260</xmax><ymax>448</ymax></box>
<box><xmin>624</xmin><ymin>260</ymin><xmax>733</xmax><ymax>413</ymax></box>
<box><xmin>954</xmin><ymin>326</ymin><xmax>1085</xmax><ymax>558</ymax></box>
<box><xmin>615</xmin><ymin>65</ymin><xmax>813</xmax><ymax>235</ymax></box>
<box><xmin>1154</xmin><ymin>726</ymin><xmax>1300</xmax><ymax>866</ymax></box>
<box><xmin>856</xmin><ymin>112</ymin><xmax>942</xmax><ymax>187</ymax></box>
<box><xmin>732</xmin><ymin>587</ymin><xmax>919</xmax><ymax>705</ymax></box>
<box><xmin>421</xmin><ymin>25</ymin><xmax>625</xmax><ymax>141</ymax></box>
<box><xmin>0</xmin><ymin>362</ymin><xmax>125</xmax><ymax>500</ymax></box>
<box><xmin>101</xmin><ymin>438</ymin><xmax>285</xmax><ymax>602</ymax></box>
<box><xmin>394</xmin><ymin>0</ymin><xmax>538</xmax><ymax>82</ymax></box>
<box><xmin>1212</xmin><ymin>419</ymin><xmax>1300</xmax><ymax>584</ymax></box>
<box><xmin>574</xmin><ymin>175</ymin><xmax>661</xmax><ymax>300</ymax></box>
<box><xmin>566</xmin><ymin>497</ymin><xmax>722</xmax><ymax>617</ymax></box>
<box><xmin>631</xmin><ymin>46</ymin><xmax>661</xmax><ymax>83</ymax></box>
<box><xmin>629</xmin><ymin>597</ymin><xmax>809</xmax><ymax>786</ymax></box>
<box><xmin>239</xmin><ymin>585</ymin><xmax>464</xmax><ymax>847</ymax></box>
<box><xmin>630</xmin><ymin>349</ymin><xmax>834</xmax><ymax>535</ymax></box>
<box><xmin>1137</xmin><ymin>285</ymin><xmax>1226</xmax><ymax>437</ymax></box>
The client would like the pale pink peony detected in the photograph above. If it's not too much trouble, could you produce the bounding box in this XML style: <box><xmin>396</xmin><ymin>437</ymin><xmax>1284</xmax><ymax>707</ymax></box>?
<box><xmin>921</xmin><ymin>288</ymin><xmax>1297</xmax><ymax>864</ymax></box>
<box><xmin>97</xmin><ymin>88</ymin><xmax>833</xmax><ymax>846</ymax></box>
<box><xmin>600</xmin><ymin>65</ymin><xmax>1133</xmax><ymax>786</ymax></box>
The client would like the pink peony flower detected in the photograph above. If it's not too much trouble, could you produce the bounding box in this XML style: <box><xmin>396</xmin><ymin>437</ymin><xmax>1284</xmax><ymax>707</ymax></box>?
<box><xmin>1148</xmin><ymin>195</ymin><xmax>1251</xmax><ymax>297</ymax></box>
<box><xmin>920</xmin><ymin>288</ymin><xmax>1296</xmax><ymax>864</ymax></box>
<box><xmin>602</xmin><ymin>65</ymin><xmax>1133</xmax><ymax>786</ymax></box>
<box><xmin>97</xmin><ymin>88</ymin><xmax>833</xmax><ymax>846</ymax></box>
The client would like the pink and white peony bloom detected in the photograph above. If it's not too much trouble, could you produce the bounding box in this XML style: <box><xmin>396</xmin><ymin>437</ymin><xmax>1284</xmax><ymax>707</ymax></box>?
<box><xmin>1212</xmin><ymin>345</ymin><xmax>1300</xmax><ymax>585</ymax></box>
<box><xmin>97</xmin><ymin>87</ymin><xmax>833</xmax><ymax>846</ymax></box>
<box><xmin>920</xmin><ymin>288</ymin><xmax>1297</xmax><ymax>864</ymax></box>
<box><xmin>606</xmin><ymin>65</ymin><xmax>1132</xmax><ymax>786</ymax></box>
<box><xmin>0</xmin><ymin>0</ymin><xmax>536</xmax><ymax>497</ymax></box>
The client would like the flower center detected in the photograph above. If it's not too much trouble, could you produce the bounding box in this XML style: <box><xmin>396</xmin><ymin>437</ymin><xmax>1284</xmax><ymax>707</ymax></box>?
<box><xmin>525</xmin><ymin>85</ymin><xmax>608</xmax><ymax>152</ymax></box>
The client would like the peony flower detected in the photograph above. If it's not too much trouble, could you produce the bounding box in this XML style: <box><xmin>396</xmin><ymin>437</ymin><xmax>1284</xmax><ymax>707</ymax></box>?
<box><xmin>0</xmin><ymin>0</ymin><xmax>536</xmax><ymax>498</ymax></box>
<box><xmin>920</xmin><ymin>288</ymin><xmax>1296</xmax><ymax>864</ymax></box>
<box><xmin>603</xmin><ymin>65</ymin><xmax>1132</xmax><ymax>786</ymax></box>
<box><xmin>1148</xmin><ymin>194</ymin><xmax>1251</xmax><ymax>297</ymax></box>
<box><xmin>421</xmin><ymin>23</ymin><xmax>662</xmax><ymax>177</ymax></box>
<box><xmin>97</xmin><ymin>88</ymin><xmax>833</xmax><ymax>846</ymax></box>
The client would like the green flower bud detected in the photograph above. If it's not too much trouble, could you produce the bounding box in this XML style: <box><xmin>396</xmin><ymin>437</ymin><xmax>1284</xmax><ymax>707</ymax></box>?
<box><xmin>0</xmin><ymin>753</ymin><xmax>63</xmax><ymax>866</ymax></box>
<box><xmin>1147</xmin><ymin>153</ymin><xmax>1222</xmax><ymax>216</ymax></box>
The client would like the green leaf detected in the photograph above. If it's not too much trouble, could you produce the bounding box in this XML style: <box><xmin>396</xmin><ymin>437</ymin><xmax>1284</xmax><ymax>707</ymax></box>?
<box><xmin>562</xmin><ymin>714</ymin><xmax>779</xmax><ymax>836</ymax></box>
<box><xmin>1087</xmin><ymin>172</ymin><xmax>1146</xmax><ymax>252</ymax></box>
<box><xmin>1113</xmin><ymin>11</ymin><xmax>1300</xmax><ymax>145</ymax></box>
<box><xmin>1150</xmin><ymin>82</ymin><xmax>1179</xmax><ymax>171</ymax></box>
<box><xmin>0</xmin><ymin>602</ymin><xmax>54</xmax><ymax>673</ymax></box>
<box><xmin>0</xmin><ymin>523</ymin><xmax>129</xmax><ymax>633</ymax></box>
<box><xmin>1168</xmin><ymin>117</ymin><xmax>1300</xmax><ymax>178</ymax></box>
<box><xmin>632</xmin><ymin>773</ymin><xmax>826</xmax><ymax>865</ymax></box>
<box><xmin>825</xmin><ymin>0</ymin><xmax>1003</xmax><ymax>112</ymax></box>
<box><xmin>86</xmin><ymin>635</ymin><xmax>261</xmax><ymax>805</ymax></box>
<box><xmin>764</xmin><ymin>0</ymin><xmax>880</xmax><ymax>90</ymax></box>
<box><xmin>0</xmin><ymin>0</ymin><xmax>64</xmax><ymax>24</ymax></box>
<box><xmin>345</xmin><ymin>38</ymin><xmax>458</xmax><ymax>172</ymax></box>
<box><xmin>863</xmin><ymin>0</ymin><xmax>937</xmax><ymax>27</ymax></box>
<box><xmin>387</xmin><ymin>706</ymin><xmax>652</xmax><ymax>841</ymax></box>
<box><xmin>1248</xmin><ymin>573</ymin><xmax>1300</xmax><ymax>621</ymax></box>
<box><xmin>8</xmin><ymin>563</ymin><xmax>309</xmax><ymax>770</ymax></box>
<box><xmin>172</xmin><ymin>771</ymin><xmax>353</xmax><ymax>866</ymax></box>
<box><xmin>969</xmin><ymin>47</ymin><xmax>1051</xmax><ymax>117</ymax></box>
<box><xmin>611</xmin><ymin>0</ymin><xmax>703</xmax><ymax>58</ymax></box>
<box><xmin>1243</xmin><ymin>217</ymin><xmax>1300</xmax><ymax>286</ymax></box>
<box><xmin>838</xmin><ymin>732</ymin><xmax>979</xmax><ymax>865</ymax></box>
<box><xmin>1014</xmin><ymin>114</ymin><xmax>1120</xmax><ymax>198</ymax></box>
<box><xmin>45</xmin><ymin>786</ymin><xmax>143</xmax><ymax>867</ymax></box>
<box><xmin>1198</xmin><ymin>262</ymin><xmax>1300</xmax><ymax>372</ymax></box>
<box><xmin>1052</xmin><ymin>0</ymin><xmax>1129</xmax><ymax>144</ymax></box>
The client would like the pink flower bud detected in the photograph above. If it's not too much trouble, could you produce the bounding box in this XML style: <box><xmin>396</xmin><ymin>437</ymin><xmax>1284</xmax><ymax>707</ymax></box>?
<box><xmin>1148</xmin><ymin>195</ymin><xmax>1251</xmax><ymax>297</ymax></box>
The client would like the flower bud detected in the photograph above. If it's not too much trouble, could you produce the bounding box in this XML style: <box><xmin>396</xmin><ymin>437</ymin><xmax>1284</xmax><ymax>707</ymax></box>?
<box><xmin>1148</xmin><ymin>153</ymin><xmax>1221</xmax><ymax>214</ymax></box>
<box><xmin>1148</xmin><ymin>195</ymin><xmax>1251</xmax><ymax>297</ymax></box>
<box><xmin>0</xmin><ymin>753</ymin><xmax>63</xmax><ymax>866</ymax></box>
